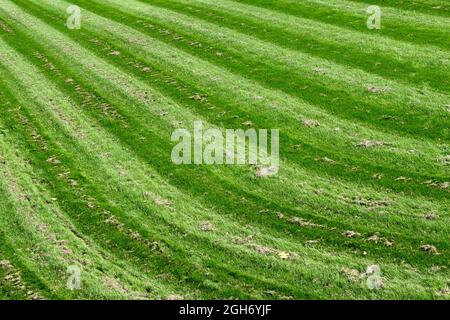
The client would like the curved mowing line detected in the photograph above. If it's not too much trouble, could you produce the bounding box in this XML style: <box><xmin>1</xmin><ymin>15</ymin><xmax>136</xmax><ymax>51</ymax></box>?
<box><xmin>330</xmin><ymin>0</ymin><xmax>450</xmax><ymax>18</ymax></box>
<box><xmin>57</xmin><ymin>0</ymin><xmax>450</xmax><ymax>143</ymax></box>
<box><xmin>2</xmin><ymin>1</ymin><xmax>446</xmax><ymax>215</ymax></box>
<box><xmin>0</xmin><ymin>42</ymin><xmax>386</xmax><ymax>300</ymax></box>
<box><xmin>143</xmin><ymin>0</ymin><xmax>450</xmax><ymax>94</ymax></box>
<box><xmin>4</xmin><ymin>1</ymin><xmax>450</xmax><ymax>209</ymax></box>
<box><xmin>0</xmin><ymin>142</ymin><xmax>138</xmax><ymax>300</ymax></box>
<box><xmin>1</xmin><ymin>5</ymin><xmax>448</xmax><ymax>270</ymax></box>
<box><xmin>0</xmin><ymin>0</ymin><xmax>448</xmax><ymax>299</ymax></box>
<box><xmin>13</xmin><ymin>0</ymin><xmax>450</xmax><ymax>180</ymax></box>
<box><xmin>0</xmin><ymin>186</ymin><xmax>56</xmax><ymax>299</ymax></box>
<box><xmin>230</xmin><ymin>0</ymin><xmax>450</xmax><ymax>49</ymax></box>
<box><xmin>0</xmin><ymin>63</ymin><xmax>226</xmax><ymax>298</ymax></box>
<box><xmin>170</xmin><ymin>0</ymin><xmax>450</xmax><ymax>62</ymax></box>
<box><xmin>0</xmin><ymin>77</ymin><xmax>359</xmax><ymax>301</ymax></box>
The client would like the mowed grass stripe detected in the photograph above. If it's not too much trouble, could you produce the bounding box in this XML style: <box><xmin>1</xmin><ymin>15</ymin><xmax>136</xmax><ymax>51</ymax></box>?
<box><xmin>145</xmin><ymin>0</ymin><xmax>450</xmax><ymax>95</ymax></box>
<box><xmin>0</xmin><ymin>0</ymin><xmax>450</xmax><ymax>300</ymax></box>
<box><xmin>0</xmin><ymin>5</ymin><xmax>398</xmax><ymax>263</ymax></box>
<box><xmin>4</xmin><ymin>0</ymin><xmax>450</xmax><ymax>264</ymax></box>
<box><xmin>0</xmin><ymin>102</ymin><xmax>442</xmax><ymax>300</ymax></box>
<box><xmin>64</xmin><ymin>0</ymin><xmax>450</xmax><ymax>143</ymax></box>
<box><xmin>26</xmin><ymin>0</ymin><xmax>448</xmax><ymax>201</ymax></box>
<box><xmin>231</xmin><ymin>0</ymin><xmax>450</xmax><ymax>49</ymax></box>
<box><xmin>0</xmin><ymin>38</ymin><xmax>304</xmax><ymax>299</ymax></box>
<box><xmin>149</xmin><ymin>0</ymin><xmax>450</xmax><ymax>91</ymax></box>
<box><xmin>0</xmin><ymin>120</ymin><xmax>165</xmax><ymax>299</ymax></box>
<box><xmin>0</xmin><ymin>27</ymin><xmax>386</xmax><ymax>300</ymax></box>
<box><xmin>332</xmin><ymin>0</ymin><xmax>450</xmax><ymax>18</ymax></box>
<box><xmin>15</xmin><ymin>0</ymin><xmax>448</xmax><ymax>170</ymax></box>
<box><xmin>0</xmin><ymin>64</ymin><xmax>195</xmax><ymax>299</ymax></box>
<box><xmin>0</xmin><ymin>62</ymin><xmax>362</xmax><ymax>297</ymax></box>
<box><xmin>6</xmin><ymin>0</ymin><xmax>446</xmax><ymax>212</ymax></box>
<box><xmin>4</xmin><ymin>0</ymin><xmax>450</xmax><ymax>236</ymax></box>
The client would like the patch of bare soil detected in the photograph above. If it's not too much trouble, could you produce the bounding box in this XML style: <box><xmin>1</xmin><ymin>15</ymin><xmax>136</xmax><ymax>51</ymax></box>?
<box><xmin>425</xmin><ymin>211</ymin><xmax>436</xmax><ymax>220</ymax></box>
<box><xmin>355</xmin><ymin>140</ymin><xmax>386</xmax><ymax>148</ymax></box>
<box><xmin>439</xmin><ymin>155</ymin><xmax>450</xmax><ymax>166</ymax></box>
<box><xmin>343</xmin><ymin>230</ymin><xmax>361</xmax><ymax>238</ymax></box>
<box><xmin>420</xmin><ymin>244</ymin><xmax>440</xmax><ymax>255</ymax></box>
<box><xmin>340</xmin><ymin>268</ymin><xmax>361</xmax><ymax>282</ymax></box>
<box><xmin>367</xmin><ymin>233</ymin><xmax>394</xmax><ymax>247</ymax></box>
<box><xmin>143</xmin><ymin>191</ymin><xmax>172</xmax><ymax>207</ymax></box>
<box><xmin>198</xmin><ymin>221</ymin><xmax>215</xmax><ymax>232</ymax></box>
<box><xmin>231</xmin><ymin>236</ymin><xmax>298</xmax><ymax>260</ymax></box>
<box><xmin>422</xmin><ymin>180</ymin><xmax>450</xmax><ymax>190</ymax></box>
<box><xmin>288</xmin><ymin>216</ymin><xmax>323</xmax><ymax>228</ymax></box>
<box><xmin>103</xmin><ymin>276</ymin><xmax>129</xmax><ymax>293</ymax></box>
<box><xmin>347</xmin><ymin>195</ymin><xmax>389</xmax><ymax>210</ymax></box>
<box><xmin>301</xmin><ymin>118</ymin><xmax>320</xmax><ymax>128</ymax></box>
<box><xmin>367</xmin><ymin>85</ymin><xmax>390</xmax><ymax>94</ymax></box>
<box><xmin>313</xmin><ymin>67</ymin><xmax>326</xmax><ymax>75</ymax></box>
<box><xmin>0</xmin><ymin>260</ymin><xmax>42</xmax><ymax>299</ymax></box>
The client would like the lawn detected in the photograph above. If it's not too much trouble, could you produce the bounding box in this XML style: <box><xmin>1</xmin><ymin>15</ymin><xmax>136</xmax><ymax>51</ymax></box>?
<box><xmin>0</xmin><ymin>0</ymin><xmax>448</xmax><ymax>299</ymax></box>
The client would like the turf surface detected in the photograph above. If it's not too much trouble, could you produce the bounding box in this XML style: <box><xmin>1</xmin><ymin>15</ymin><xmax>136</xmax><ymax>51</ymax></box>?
<box><xmin>0</xmin><ymin>0</ymin><xmax>448</xmax><ymax>299</ymax></box>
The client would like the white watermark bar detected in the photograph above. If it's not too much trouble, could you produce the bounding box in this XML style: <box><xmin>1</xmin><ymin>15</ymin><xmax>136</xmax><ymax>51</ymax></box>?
<box><xmin>171</xmin><ymin>121</ymin><xmax>280</xmax><ymax>174</ymax></box>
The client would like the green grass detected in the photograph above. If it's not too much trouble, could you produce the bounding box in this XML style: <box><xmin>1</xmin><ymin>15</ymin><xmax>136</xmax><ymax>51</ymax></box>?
<box><xmin>0</xmin><ymin>0</ymin><xmax>448</xmax><ymax>299</ymax></box>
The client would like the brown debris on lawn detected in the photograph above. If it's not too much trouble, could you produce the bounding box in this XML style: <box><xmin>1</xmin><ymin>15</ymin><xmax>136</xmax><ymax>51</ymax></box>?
<box><xmin>313</xmin><ymin>67</ymin><xmax>326</xmax><ymax>75</ymax></box>
<box><xmin>103</xmin><ymin>276</ymin><xmax>129</xmax><ymax>293</ymax></box>
<box><xmin>355</xmin><ymin>140</ymin><xmax>385</xmax><ymax>148</ymax></box>
<box><xmin>367</xmin><ymin>233</ymin><xmax>394</xmax><ymax>247</ymax></box>
<box><xmin>0</xmin><ymin>260</ymin><xmax>42</xmax><ymax>300</ymax></box>
<box><xmin>349</xmin><ymin>196</ymin><xmax>389</xmax><ymax>209</ymax></box>
<box><xmin>278</xmin><ymin>251</ymin><xmax>298</xmax><ymax>260</ymax></box>
<box><xmin>437</xmin><ymin>287</ymin><xmax>450</xmax><ymax>296</ymax></box>
<box><xmin>343</xmin><ymin>230</ymin><xmax>361</xmax><ymax>238</ymax></box>
<box><xmin>422</xmin><ymin>180</ymin><xmax>450</xmax><ymax>190</ymax></box>
<box><xmin>340</xmin><ymin>268</ymin><xmax>361</xmax><ymax>282</ymax></box>
<box><xmin>439</xmin><ymin>182</ymin><xmax>449</xmax><ymax>189</ymax></box>
<box><xmin>46</xmin><ymin>156</ymin><xmax>61</xmax><ymax>165</ymax></box>
<box><xmin>250</xmin><ymin>244</ymin><xmax>277</xmax><ymax>255</ymax></box>
<box><xmin>438</xmin><ymin>155</ymin><xmax>450</xmax><ymax>166</ymax></box>
<box><xmin>232</xmin><ymin>236</ymin><xmax>297</xmax><ymax>260</ymax></box>
<box><xmin>301</xmin><ymin>118</ymin><xmax>320</xmax><ymax>128</ymax></box>
<box><xmin>420</xmin><ymin>244</ymin><xmax>440</xmax><ymax>255</ymax></box>
<box><xmin>153</xmin><ymin>196</ymin><xmax>172</xmax><ymax>207</ymax></box>
<box><xmin>425</xmin><ymin>211</ymin><xmax>436</xmax><ymax>220</ymax></box>
<box><xmin>367</xmin><ymin>85</ymin><xmax>389</xmax><ymax>94</ymax></box>
<box><xmin>231</xmin><ymin>235</ymin><xmax>254</xmax><ymax>245</ymax></box>
<box><xmin>198</xmin><ymin>221</ymin><xmax>216</xmax><ymax>232</ymax></box>
<box><xmin>190</xmin><ymin>93</ymin><xmax>208</xmax><ymax>102</ymax></box>
<box><xmin>288</xmin><ymin>216</ymin><xmax>323</xmax><ymax>228</ymax></box>
<box><xmin>395</xmin><ymin>176</ymin><xmax>411</xmax><ymax>182</ymax></box>
<box><xmin>384</xmin><ymin>239</ymin><xmax>394</xmax><ymax>247</ymax></box>
<box><xmin>143</xmin><ymin>192</ymin><xmax>172</xmax><ymax>207</ymax></box>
